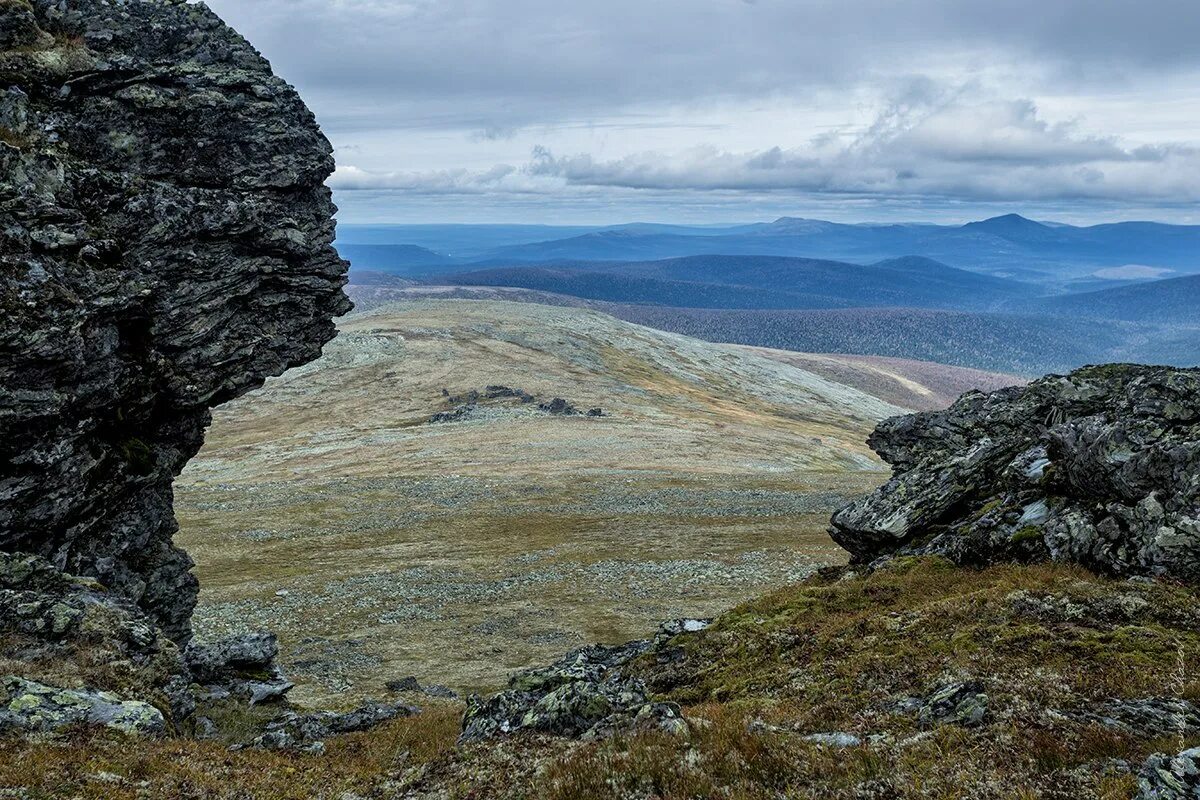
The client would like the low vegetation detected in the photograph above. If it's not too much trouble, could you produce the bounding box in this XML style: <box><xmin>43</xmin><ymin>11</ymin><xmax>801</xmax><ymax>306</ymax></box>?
<box><xmin>0</xmin><ymin>706</ymin><xmax>462</xmax><ymax>800</ymax></box>
<box><xmin>4</xmin><ymin>558</ymin><xmax>1194</xmax><ymax>798</ymax></box>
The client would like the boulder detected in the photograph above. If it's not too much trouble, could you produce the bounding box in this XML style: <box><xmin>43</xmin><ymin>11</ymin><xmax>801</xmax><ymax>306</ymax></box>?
<box><xmin>0</xmin><ymin>0</ymin><xmax>350</xmax><ymax>642</ymax></box>
<box><xmin>831</xmin><ymin>365</ymin><xmax>1200</xmax><ymax>581</ymax></box>
<box><xmin>244</xmin><ymin>701</ymin><xmax>419</xmax><ymax>753</ymax></box>
<box><xmin>0</xmin><ymin>676</ymin><xmax>165</xmax><ymax>737</ymax></box>
<box><xmin>386</xmin><ymin>675</ymin><xmax>459</xmax><ymax>699</ymax></box>
<box><xmin>185</xmin><ymin>632</ymin><xmax>293</xmax><ymax>705</ymax></box>
<box><xmin>1088</xmin><ymin>698</ymin><xmax>1200</xmax><ymax>739</ymax></box>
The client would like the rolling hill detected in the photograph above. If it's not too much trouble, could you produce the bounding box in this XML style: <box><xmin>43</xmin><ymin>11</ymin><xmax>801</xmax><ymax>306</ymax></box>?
<box><xmin>1021</xmin><ymin>272</ymin><xmax>1200</xmax><ymax>324</ymax></box>
<box><xmin>606</xmin><ymin>305</ymin><xmax>1196</xmax><ymax>375</ymax></box>
<box><xmin>335</xmin><ymin>243</ymin><xmax>454</xmax><ymax>274</ymax></box>
<box><xmin>436</xmin><ymin>254</ymin><xmax>1035</xmax><ymax>312</ymax></box>
<box><xmin>335</xmin><ymin>215</ymin><xmax>1200</xmax><ymax>293</ymax></box>
<box><xmin>175</xmin><ymin>299</ymin><xmax>1018</xmax><ymax>703</ymax></box>
<box><xmin>343</xmin><ymin>284</ymin><xmax>1200</xmax><ymax>375</ymax></box>
<box><xmin>467</xmin><ymin>215</ymin><xmax>1200</xmax><ymax>284</ymax></box>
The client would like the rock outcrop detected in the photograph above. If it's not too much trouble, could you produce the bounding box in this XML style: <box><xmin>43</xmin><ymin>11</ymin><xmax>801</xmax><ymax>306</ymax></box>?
<box><xmin>0</xmin><ymin>551</ymin><xmax>190</xmax><ymax>718</ymax></box>
<box><xmin>831</xmin><ymin>365</ymin><xmax>1200</xmax><ymax>581</ymax></box>
<box><xmin>185</xmin><ymin>632</ymin><xmax>294</xmax><ymax>706</ymax></box>
<box><xmin>461</xmin><ymin>620</ymin><xmax>706</xmax><ymax>742</ymax></box>
<box><xmin>0</xmin><ymin>0</ymin><xmax>350</xmax><ymax>641</ymax></box>
<box><xmin>1138</xmin><ymin>748</ymin><xmax>1200</xmax><ymax>799</ymax></box>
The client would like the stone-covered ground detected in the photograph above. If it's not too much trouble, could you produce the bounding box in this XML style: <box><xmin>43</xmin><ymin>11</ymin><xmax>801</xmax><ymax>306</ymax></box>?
<box><xmin>2</xmin><ymin>557</ymin><xmax>1197</xmax><ymax>799</ymax></box>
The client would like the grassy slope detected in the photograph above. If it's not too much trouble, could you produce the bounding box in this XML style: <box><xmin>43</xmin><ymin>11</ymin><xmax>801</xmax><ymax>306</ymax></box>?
<box><xmin>734</xmin><ymin>347</ymin><xmax>1023</xmax><ymax>411</ymax></box>
<box><xmin>6</xmin><ymin>558</ymin><xmax>1196</xmax><ymax>799</ymax></box>
<box><xmin>176</xmin><ymin>300</ymin><xmax>925</xmax><ymax>703</ymax></box>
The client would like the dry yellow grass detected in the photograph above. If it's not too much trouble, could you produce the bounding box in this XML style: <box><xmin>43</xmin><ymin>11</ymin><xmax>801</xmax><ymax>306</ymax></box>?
<box><xmin>174</xmin><ymin>301</ymin><xmax>978</xmax><ymax>704</ymax></box>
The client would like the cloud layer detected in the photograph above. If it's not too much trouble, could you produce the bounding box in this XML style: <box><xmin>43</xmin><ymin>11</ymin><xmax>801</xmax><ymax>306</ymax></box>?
<box><xmin>206</xmin><ymin>0</ymin><xmax>1200</xmax><ymax>222</ymax></box>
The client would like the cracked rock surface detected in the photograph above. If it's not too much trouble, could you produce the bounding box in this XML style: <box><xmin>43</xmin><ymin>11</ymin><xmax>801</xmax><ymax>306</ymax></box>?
<box><xmin>831</xmin><ymin>365</ymin><xmax>1200</xmax><ymax>581</ymax></box>
<box><xmin>0</xmin><ymin>0</ymin><xmax>350</xmax><ymax>641</ymax></box>
<box><xmin>461</xmin><ymin>621</ymin><xmax>704</xmax><ymax>742</ymax></box>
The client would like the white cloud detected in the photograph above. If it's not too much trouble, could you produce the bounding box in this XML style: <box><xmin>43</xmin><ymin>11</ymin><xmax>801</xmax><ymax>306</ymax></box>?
<box><xmin>333</xmin><ymin>94</ymin><xmax>1200</xmax><ymax>205</ymax></box>
<box><xmin>1093</xmin><ymin>265</ymin><xmax>1177</xmax><ymax>280</ymax></box>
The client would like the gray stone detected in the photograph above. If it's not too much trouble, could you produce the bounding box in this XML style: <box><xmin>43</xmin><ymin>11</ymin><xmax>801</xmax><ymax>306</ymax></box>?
<box><xmin>831</xmin><ymin>366</ymin><xmax>1200</xmax><ymax>582</ymax></box>
<box><xmin>1137</xmin><ymin>747</ymin><xmax>1200</xmax><ymax>799</ymax></box>
<box><xmin>0</xmin><ymin>676</ymin><xmax>164</xmax><ymax>737</ymax></box>
<box><xmin>386</xmin><ymin>676</ymin><xmax>459</xmax><ymax>699</ymax></box>
<box><xmin>185</xmin><ymin>632</ymin><xmax>279</xmax><ymax>683</ymax></box>
<box><xmin>247</xmin><ymin>701</ymin><xmax>419</xmax><ymax>752</ymax></box>
<box><xmin>385</xmin><ymin>676</ymin><xmax>423</xmax><ymax>694</ymax></box>
<box><xmin>185</xmin><ymin>632</ymin><xmax>293</xmax><ymax>704</ymax></box>
<box><xmin>901</xmin><ymin>681</ymin><xmax>990</xmax><ymax>728</ymax></box>
<box><xmin>461</xmin><ymin>639</ymin><xmax>681</xmax><ymax>741</ymax></box>
<box><xmin>1088</xmin><ymin>698</ymin><xmax>1200</xmax><ymax>739</ymax></box>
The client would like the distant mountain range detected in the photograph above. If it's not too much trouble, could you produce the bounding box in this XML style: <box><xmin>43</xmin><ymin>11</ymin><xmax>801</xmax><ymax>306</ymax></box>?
<box><xmin>440</xmin><ymin>254</ymin><xmax>1035</xmax><ymax>312</ymax></box>
<box><xmin>334</xmin><ymin>244</ymin><xmax>453</xmax><ymax>272</ymax></box>
<box><xmin>337</xmin><ymin>214</ymin><xmax>1200</xmax><ymax>289</ymax></box>
<box><xmin>337</xmin><ymin>214</ymin><xmax>1199</xmax><ymax>375</ymax></box>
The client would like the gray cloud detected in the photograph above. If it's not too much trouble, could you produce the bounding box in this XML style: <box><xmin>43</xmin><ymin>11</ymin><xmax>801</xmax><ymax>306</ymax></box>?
<box><xmin>205</xmin><ymin>0</ymin><xmax>1200</xmax><ymax>132</ymax></box>
<box><xmin>331</xmin><ymin>94</ymin><xmax>1200</xmax><ymax>204</ymax></box>
<box><xmin>202</xmin><ymin>0</ymin><xmax>1200</xmax><ymax>221</ymax></box>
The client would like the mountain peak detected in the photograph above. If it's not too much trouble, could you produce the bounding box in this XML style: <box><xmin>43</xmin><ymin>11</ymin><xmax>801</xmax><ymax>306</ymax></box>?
<box><xmin>964</xmin><ymin>213</ymin><xmax>1048</xmax><ymax>231</ymax></box>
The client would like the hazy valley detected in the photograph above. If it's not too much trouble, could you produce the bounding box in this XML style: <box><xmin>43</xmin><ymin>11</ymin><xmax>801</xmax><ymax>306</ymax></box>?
<box><xmin>340</xmin><ymin>217</ymin><xmax>1200</xmax><ymax>376</ymax></box>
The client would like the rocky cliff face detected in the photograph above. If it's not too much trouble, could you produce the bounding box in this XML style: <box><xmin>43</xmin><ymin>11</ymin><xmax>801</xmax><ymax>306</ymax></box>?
<box><xmin>832</xmin><ymin>364</ymin><xmax>1200</xmax><ymax>580</ymax></box>
<box><xmin>0</xmin><ymin>0</ymin><xmax>350</xmax><ymax>641</ymax></box>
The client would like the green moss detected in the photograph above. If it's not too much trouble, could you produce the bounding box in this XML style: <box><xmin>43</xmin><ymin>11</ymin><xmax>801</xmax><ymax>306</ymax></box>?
<box><xmin>120</xmin><ymin>438</ymin><xmax>155</xmax><ymax>476</ymax></box>
<box><xmin>975</xmin><ymin>498</ymin><xmax>1004</xmax><ymax>519</ymax></box>
<box><xmin>1041</xmin><ymin>464</ymin><xmax>1058</xmax><ymax>485</ymax></box>
<box><xmin>1011</xmin><ymin>525</ymin><xmax>1043</xmax><ymax>543</ymax></box>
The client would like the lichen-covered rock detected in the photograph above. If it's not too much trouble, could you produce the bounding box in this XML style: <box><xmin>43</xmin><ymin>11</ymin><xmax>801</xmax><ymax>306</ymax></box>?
<box><xmin>913</xmin><ymin>681</ymin><xmax>989</xmax><ymax>728</ymax></box>
<box><xmin>1137</xmin><ymin>747</ymin><xmax>1200</xmax><ymax>799</ymax></box>
<box><xmin>1088</xmin><ymin>698</ymin><xmax>1200</xmax><ymax>739</ymax></box>
<box><xmin>461</xmin><ymin>640</ymin><xmax>685</xmax><ymax>742</ymax></box>
<box><xmin>0</xmin><ymin>0</ymin><xmax>350</xmax><ymax>643</ymax></box>
<box><xmin>0</xmin><ymin>551</ymin><xmax>186</xmax><ymax>718</ymax></box>
<box><xmin>244</xmin><ymin>701</ymin><xmax>420</xmax><ymax>753</ymax></box>
<box><xmin>831</xmin><ymin>365</ymin><xmax>1200</xmax><ymax>581</ymax></box>
<box><xmin>0</xmin><ymin>676</ymin><xmax>165</xmax><ymax>736</ymax></box>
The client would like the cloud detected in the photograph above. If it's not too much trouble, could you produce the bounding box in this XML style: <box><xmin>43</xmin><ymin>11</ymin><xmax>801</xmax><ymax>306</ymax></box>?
<box><xmin>206</xmin><ymin>0</ymin><xmax>1200</xmax><ymax>133</ymax></box>
<box><xmin>1093</xmin><ymin>265</ymin><xmax>1176</xmax><ymax>280</ymax></box>
<box><xmin>201</xmin><ymin>0</ymin><xmax>1200</xmax><ymax>221</ymax></box>
<box><xmin>335</xmin><ymin>93</ymin><xmax>1200</xmax><ymax>205</ymax></box>
<box><xmin>330</xmin><ymin>163</ymin><xmax>521</xmax><ymax>193</ymax></box>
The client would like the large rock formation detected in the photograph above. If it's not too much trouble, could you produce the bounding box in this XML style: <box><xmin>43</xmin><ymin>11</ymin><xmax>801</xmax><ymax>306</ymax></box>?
<box><xmin>0</xmin><ymin>0</ymin><xmax>350</xmax><ymax>641</ymax></box>
<box><xmin>832</xmin><ymin>364</ymin><xmax>1200</xmax><ymax>581</ymax></box>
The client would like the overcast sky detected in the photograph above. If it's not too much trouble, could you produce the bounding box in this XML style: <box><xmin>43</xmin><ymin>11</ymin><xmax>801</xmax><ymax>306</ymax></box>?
<box><xmin>205</xmin><ymin>0</ymin><xmax>1200</xmax><ymax>225</ymax></box>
